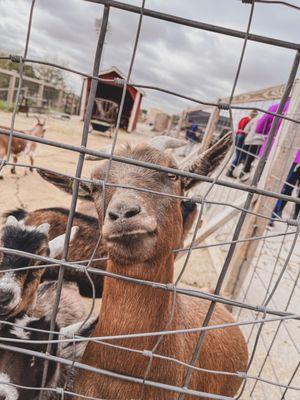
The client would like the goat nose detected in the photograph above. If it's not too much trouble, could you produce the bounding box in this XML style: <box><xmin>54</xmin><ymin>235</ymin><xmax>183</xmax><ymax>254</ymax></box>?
<box><xmin>108</xmin><ymin>205</ymin><xmax>141</xmax><ymax>221</ymax></box>
<box><xmin>0</xmin><ymin>291</ymin><xmax>13</xmax><ymax>306</ymax></box>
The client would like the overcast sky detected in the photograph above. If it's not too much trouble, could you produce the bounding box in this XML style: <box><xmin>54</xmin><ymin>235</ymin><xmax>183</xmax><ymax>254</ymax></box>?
<box><xmin>0</xmin><ymin>0</ymin><xmax>299</xmax><ymax>113</ymax></box>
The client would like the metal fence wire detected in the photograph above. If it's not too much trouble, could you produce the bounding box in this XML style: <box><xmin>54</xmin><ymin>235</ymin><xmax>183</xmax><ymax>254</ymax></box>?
<box><xmin>0</xmin><ymin>0</ymin><xmax>299</xmax><ymax>399</ymax></box>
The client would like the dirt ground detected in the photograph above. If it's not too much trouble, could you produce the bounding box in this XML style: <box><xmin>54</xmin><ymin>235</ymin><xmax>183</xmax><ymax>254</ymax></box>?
<box><xmin>0</xmin><ymin>111</ymin><xmax>217</xmax><ymax>290</ymax></box>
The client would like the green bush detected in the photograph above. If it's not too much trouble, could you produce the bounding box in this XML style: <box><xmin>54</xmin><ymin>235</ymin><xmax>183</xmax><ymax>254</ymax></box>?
<box><xmin>0</xmin><ymin>100</ymin><xmax>14</xmax><ymax>112</ymax></box>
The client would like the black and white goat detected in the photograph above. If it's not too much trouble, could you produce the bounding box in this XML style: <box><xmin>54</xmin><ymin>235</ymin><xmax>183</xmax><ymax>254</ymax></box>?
<box><xmin>0</xmin><ymin>216</ymin><xmax>97</xmax><ymax>399</ymax></box>
<box><xmin>0</xmin><ymin>215</ymin><xmax>77</xmax><ymax>319</ymax></box>
<box><xmin>0</xmin><ymin>298</ymin><xmax>97</xmax><ymax>400</ymax></box>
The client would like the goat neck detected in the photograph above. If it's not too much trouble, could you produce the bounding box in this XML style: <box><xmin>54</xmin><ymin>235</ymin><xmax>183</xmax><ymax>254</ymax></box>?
<box><xmin>80</xmin><ymin>254</ymin><xmax>175</xmax><ymax>380</ymax></box>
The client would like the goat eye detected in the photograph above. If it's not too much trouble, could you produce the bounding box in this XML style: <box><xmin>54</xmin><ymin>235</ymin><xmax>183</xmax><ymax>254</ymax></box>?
<box><xmin>167</xmin><ymin>173</ymin><xmax>178</xmax><ymax>181</ymax></box>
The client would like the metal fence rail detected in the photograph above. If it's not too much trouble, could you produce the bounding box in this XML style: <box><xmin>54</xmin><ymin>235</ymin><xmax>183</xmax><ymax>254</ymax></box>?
<box><xmin>0</xmin><ymin>0</ymin><xmax>299</xmax><ymax>399</ymax></box>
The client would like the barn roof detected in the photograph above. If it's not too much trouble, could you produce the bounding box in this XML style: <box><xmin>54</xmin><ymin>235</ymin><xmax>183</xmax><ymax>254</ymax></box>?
<box><xmin>99</xmin><ymin>66</ymin><xmax>145</xmax><ymax>96</ymax></box>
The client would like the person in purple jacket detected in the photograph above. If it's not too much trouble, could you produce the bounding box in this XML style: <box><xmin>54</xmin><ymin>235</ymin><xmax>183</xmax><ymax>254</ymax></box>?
<box><xmin>255</xmin><ymin>100</ymin><xmax>299</xmax><ymax>225</ymax></box>
<box><xmin>257</xmin><ymin>100</ymin><xmax>290</xmax><ymax>158</ymax></box>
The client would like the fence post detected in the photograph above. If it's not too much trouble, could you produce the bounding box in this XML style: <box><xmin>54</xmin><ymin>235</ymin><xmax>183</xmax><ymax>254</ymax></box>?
<box><xmin>201</xmin><ymin>103</ymin><xmax>220</xmax><ymax>151</ymax></box>
<box><xmin>225</xmin><ymin>78</ymin><xmax>300</xmax><ymax>299</ymax></box>
<box><xmin>7</xmin><ymin>72</ymin><xmax>17</xmax><ymax>107</ymax></box>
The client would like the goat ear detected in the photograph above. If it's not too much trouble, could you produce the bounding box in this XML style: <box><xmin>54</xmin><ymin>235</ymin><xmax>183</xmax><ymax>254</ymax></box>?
<box><xmin>36</xmin><ymin>169</ymin><xmax>93</xmax><ymax>201</ymax></box>
<box><xmin>59</xmin><ymin>315</ymin><xmax>98</xmax><ymax>340</ymax></box>
<box><xmin>5</xmin><ymin>215</ymin><xmax>19</xmax><ymax>228</ymax></box>
<box><xmin>182</xmin><ymin>131</ymin><xmax>233</xmax><ymax>191</ymax></box>
<box><xmin>36</xmin><ymin>223</ymin><xmax>50</xmax><ymax>236</ymax></box>
<box><xmin>58</xmin><ymin>315</ymin><xmax>98</xmax><ymax>355</ymax></box>
<box><xmin>48</xmin><ymin>226</ymin><xmax>78</xmax><ymax>258</ymax></box>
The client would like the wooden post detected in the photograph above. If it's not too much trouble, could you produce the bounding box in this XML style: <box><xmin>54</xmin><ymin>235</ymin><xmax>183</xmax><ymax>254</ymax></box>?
<box><xmin>128</xmin><ymin>91</ymin><xmax>141</xmax><ymax>132</ymax></box>
<box><xmin>225</xmin><ymin>79</ymin><xmax>300</xmax><ymax>299</ymax></box>
<box><xmin>201</xmin><ymin>103</ymin><xmax>220</xmax><ymax>152</ymax></box>
<box><xmin>7</xmin><ymin>72</ymin><xmax>17</xmax><ymax>107</ymax></box>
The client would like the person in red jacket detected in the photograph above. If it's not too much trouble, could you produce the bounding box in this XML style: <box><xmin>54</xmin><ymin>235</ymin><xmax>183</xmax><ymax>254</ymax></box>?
<box><xmin>226</xmin><ymin>110</ymin><xmax>258</xmax><ymax>178</ymax></box>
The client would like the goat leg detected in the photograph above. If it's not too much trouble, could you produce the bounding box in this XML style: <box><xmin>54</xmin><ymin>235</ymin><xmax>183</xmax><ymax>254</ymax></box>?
<box><xmin>11</xmin><ymin>155</ymin><xmax>17</xmax><ymax>174</ymax></box>
<box><xmin>29</xmin><ymin>152</ymin><xmax>34</xmax><ymax>172</ymax></box>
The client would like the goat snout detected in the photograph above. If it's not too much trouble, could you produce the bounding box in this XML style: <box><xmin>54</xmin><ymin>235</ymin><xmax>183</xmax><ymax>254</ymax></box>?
<box><xmin>0</xmin><ymin>291</ymin><xmax>13</xmax><ymax>306</ymax></box>
<box><xmin>108</xmin><ymin>204</ymin><xmax>141</xmax><ymax>221</ymax></box>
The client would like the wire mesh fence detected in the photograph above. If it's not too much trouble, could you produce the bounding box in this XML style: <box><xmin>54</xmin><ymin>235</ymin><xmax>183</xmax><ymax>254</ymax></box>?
<box><xmin>0</xmin><ymin>0</ymin><xmax>299</xmax><ymax>399</ymax></box>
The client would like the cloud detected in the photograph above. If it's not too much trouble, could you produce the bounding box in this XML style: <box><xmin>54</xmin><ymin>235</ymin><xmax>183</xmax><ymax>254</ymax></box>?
<box><xmin>0</xmin><ymin>0</ymin><xmax>298</xmax><ymax>113</ymax></box>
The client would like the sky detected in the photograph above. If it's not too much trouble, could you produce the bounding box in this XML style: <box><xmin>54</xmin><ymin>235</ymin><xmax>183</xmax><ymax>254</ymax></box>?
<box><xmin>0</xmin><ymin>0</ymin><xmax>299</xmax><ymax>113</ymax></box>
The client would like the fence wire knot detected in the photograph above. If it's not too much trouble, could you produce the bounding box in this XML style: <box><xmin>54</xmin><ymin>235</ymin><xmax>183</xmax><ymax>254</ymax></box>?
<box><xmin>255</xmin><ymin>305</ymin><xmax>267</xmax><ymax>315</ymax></box>
<box><xmin>190</xmin><ymin>195</ymin><xmax>204</xmax><ymax>205</ymax></box>
<box><xmin>55</xmin><ymin>387</ymin><xmax>65</xmax><ymax>399</ymax></box>
<box><xmin>93</xmin><ymin>178</ymin><xmax>105</xmax><ymax>188</ymax></box>
<box><xmin>9</xmin><ymin>54</ymin><xmax>22</xmax><ymax>63</ymax></box>
<box><xmin>242</xmin><ymin>0</ymin><xmax>255</xmax><ymax>4</ymax></box>
<box><xmin>237</xmin><ymin>371</ymin><xmax>248</xmax><ymax>380</ymax></box>
<box><xmin>217</xmin><ymin>102</ymin><xmax>230</xmax><ymax>110</ymax></box>
<box><xmin>78</xmin><ymin>264</ymin><xmax>87</xmax><ymax>274</ymax></box>
<box><xmin>143</xmin><ymin>350</ymin><xmax>153</xmax><ymax>358</ymax></box>
<box><xmin>286</xmin><ymin>218</ymin><xmax>300</xmax><ymax>227</ymax></box>
<box><xmin>166</xmin><ymin>283</ymin><xmax>176</xmax><ymax>292</ymax></box>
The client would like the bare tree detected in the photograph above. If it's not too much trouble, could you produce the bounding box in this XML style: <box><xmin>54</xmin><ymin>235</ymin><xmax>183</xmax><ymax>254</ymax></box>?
<box><xmin>33</xmin><ymin>64</ymin><xmax>66</xmax><ymax>88</ymax></box>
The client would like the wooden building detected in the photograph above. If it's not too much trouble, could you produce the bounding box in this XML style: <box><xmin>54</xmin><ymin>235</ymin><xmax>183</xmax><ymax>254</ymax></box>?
<box><xmin>80</xmin><ymin>67</ymin><xmax>144</xmax><ymax>132</ymax></box>
<box><xmin>185</xmin><ymin>106</ymin><xmax>231</xmax><ymax>133</ymax></box>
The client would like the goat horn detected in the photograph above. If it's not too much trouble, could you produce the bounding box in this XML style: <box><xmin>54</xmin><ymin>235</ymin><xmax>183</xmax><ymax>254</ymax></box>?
<box><xmin>182</xmin><ymin>131</ymin><xmax>233</xmax><ymax>190</ymax></box>
<box><xmin>34</xmin><ymin>116</ymin><xmax>41</xmax><ymax>124</ymax></box>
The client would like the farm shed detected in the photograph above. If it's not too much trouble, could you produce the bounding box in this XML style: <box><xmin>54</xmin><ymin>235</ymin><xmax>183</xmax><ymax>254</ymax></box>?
<box><xmin>184</xmin><ymin>106</ymin><xmax>231</xmax><ymax>133</ymax></box>
<box><xmin>79</xmin><ymin>66</ymin><xmax>144</xmax><ymax>132</ymax></box>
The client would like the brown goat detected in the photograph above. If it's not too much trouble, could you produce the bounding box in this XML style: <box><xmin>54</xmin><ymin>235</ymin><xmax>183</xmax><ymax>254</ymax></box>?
<box><xmin>38</xmin><ymin>134</ymin><xmax>248</xmax><ymax>399</ymax></box>
<box><xmin>0</xmin><ymin>117</ymin><xmax>46</xmax><ymax>178</ymax></box>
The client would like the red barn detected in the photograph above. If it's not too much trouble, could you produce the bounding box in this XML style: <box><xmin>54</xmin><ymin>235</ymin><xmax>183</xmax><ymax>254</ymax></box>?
<box><xmin>80</xmin><ymin>66</ymin><xmax>144</xmax><ymax>133</ymax></box>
